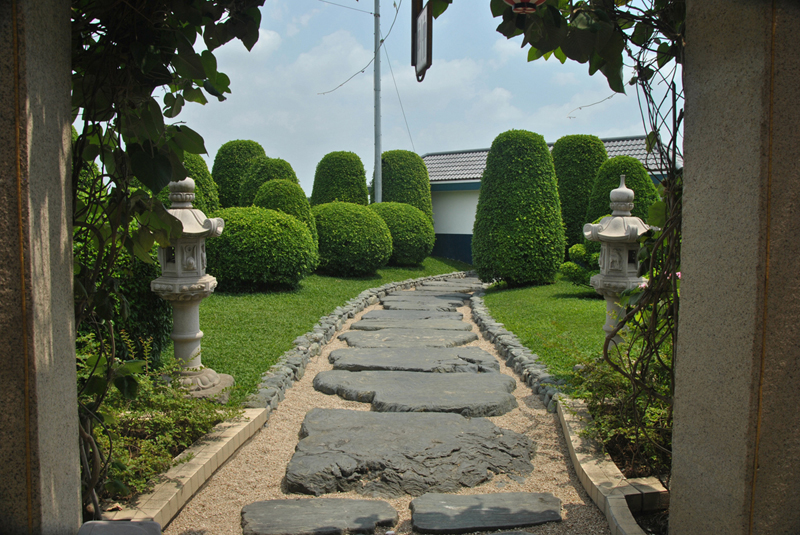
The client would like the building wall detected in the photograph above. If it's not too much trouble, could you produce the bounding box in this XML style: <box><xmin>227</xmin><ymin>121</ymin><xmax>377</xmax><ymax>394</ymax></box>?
<box><xmin>431</xmin><ymin>189</ymin><xmax>479</xmax><ymax>264</ymax></box>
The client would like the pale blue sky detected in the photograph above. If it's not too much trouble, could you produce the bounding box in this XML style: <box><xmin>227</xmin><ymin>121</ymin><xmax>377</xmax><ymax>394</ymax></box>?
<box><xmin>176</xmin><ymin>0</ymin><xmax>647</xmax><ymax>195</ymax></box>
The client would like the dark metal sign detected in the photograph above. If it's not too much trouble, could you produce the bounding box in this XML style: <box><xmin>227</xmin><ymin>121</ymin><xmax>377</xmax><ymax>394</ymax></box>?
<box><xmin>411</xmin><ymin>0</ymin><xmax>432</xmax><ymax>81</ymax></box>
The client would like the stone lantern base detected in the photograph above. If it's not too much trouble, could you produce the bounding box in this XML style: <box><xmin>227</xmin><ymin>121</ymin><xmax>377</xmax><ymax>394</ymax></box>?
<box><xmin>180</xmin><ymin>367</ymin><xmax>235</xmax><ymax>404</ymax></box>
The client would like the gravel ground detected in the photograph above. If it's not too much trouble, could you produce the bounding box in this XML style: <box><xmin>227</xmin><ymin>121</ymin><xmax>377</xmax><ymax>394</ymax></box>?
<box><xmin>164</xmin><ymin>296</ymin><xmax>611</xmax><ymax>535</ymax></box>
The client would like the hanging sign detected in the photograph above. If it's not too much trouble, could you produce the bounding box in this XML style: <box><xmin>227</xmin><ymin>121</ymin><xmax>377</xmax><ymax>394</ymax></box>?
<box><xmin>411</xmin><ymin>0</ymin><xmax>433</xmax><ymax>82</ymax></box>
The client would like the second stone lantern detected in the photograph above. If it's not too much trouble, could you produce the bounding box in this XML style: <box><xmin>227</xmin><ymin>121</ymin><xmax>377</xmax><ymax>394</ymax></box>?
<box><xmin>151</xmin><ymin>178</ymin><xmax>234</xmax><ymax>401</ymax></box>
<box><xmin>583</xmin><ymin>175</ymin><xmax>651</xmax><ymax>344</ymax></box>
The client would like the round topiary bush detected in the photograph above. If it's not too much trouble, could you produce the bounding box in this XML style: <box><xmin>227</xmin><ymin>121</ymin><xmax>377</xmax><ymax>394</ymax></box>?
<box><xmin>253</xmin><ymin>179</ymin><xmax>317</xmax><ymax>244</ymax></box>
<box><xmin>211</xmin><ymin>140</ymin><xmax>266</xmax><ymax>208</ymax></box>
<box><xmin>472</xmin><ymin>129</ymin><xmax>566</xmax><ymax>286</ymax></box>
<box><xmin>585</xmin><ymin>155</ymin><xmax>659</xmax><ymax>225</ymax></box>
<box><xmin>380</xmin><ymin>150</ymin><xmax>433</xmax><ymax>224</ymax></box>
<box><xmin>206</xmin><ymin>207</ymin><xmax>318</xmax><ymax>290</ymax></box>
<box><xmin>310</xmin><ymin>152</ymin><xmax>369</xmax><ymax>206</ymax></box>
<box><xmin>238</xmin><ymin>156</ymin><xmax>299</xmax><ymax>207</ymax></box>
<box><xmin>312</xmin><ymin>201</ymin><xmax>392</xmax><ymax>276</ymax></box>
<box><xmin>552</xmin><ymin>134</ymin><xmax>607</xmax><ymax>250</ymax></box>
<box><xmin>369</xmin><ymin>202</ymin><xmax>434</xmax><ymax>266</ymax></box>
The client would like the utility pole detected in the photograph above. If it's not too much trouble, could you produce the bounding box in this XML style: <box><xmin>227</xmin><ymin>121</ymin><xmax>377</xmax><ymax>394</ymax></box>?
<box><xmin>373</xmin><ymin>0</ymin><xmax>382</xmax><ymax>203</ymax></box>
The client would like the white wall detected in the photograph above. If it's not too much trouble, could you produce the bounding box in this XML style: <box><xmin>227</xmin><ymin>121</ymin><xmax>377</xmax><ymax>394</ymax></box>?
<box><xmin>431</xmin><ymin>190</ymin><xmax>480</xmax><ymax>235</ymax></box>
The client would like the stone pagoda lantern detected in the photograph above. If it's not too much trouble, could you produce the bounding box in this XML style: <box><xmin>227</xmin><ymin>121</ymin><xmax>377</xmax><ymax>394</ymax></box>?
<box><xmin>583</xmin><ymin>175</ymin><xmax>650</xmax><ymax>344</ymax></box>
<box><xmin>151</xmin><ymin>178</ymin><xmax>234</xmax><ymax>400</ymax></box>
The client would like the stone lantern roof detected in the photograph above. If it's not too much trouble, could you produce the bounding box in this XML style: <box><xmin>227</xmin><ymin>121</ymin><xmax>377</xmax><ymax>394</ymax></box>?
<box><xmin>167</xmin><ymin>178</ymin><xmax>224</xmax><ymax>238</ymax></box>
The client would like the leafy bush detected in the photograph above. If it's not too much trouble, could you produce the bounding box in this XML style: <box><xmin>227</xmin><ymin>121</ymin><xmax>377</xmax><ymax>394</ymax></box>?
<box><xmin>369</xmin><ymin>202</ymin><xmax>434</xmax><ymax>265</ymax></box>
<box><xmin>551</xmin><ymin>134</ymin><xmax>607</xmax><ymax>250</ymax></box>
<box><xmin>211</xmin><ymin>140</ymin><xmax>266</xmax><ymax>208</ymax></box>
<box><xmin>559</xmin><ymin>243</ymin><xmax>601</xmax><ymax>288</ymax></box>
<box><xmin>206</xmin><ymin>207</ymin><xmax>318</xmax><ymax>290</ymax></box>
<box><xmin>238</xmin><ymin>156</ymin><xmax>299</xmax><ymax>207</ymax></box>
<box><xmin>152</xmin><ymin>154</ymin><xmax>220</xmax><ymax>215</ymax></box>
<box><xmin>310</xmin><ymin>151</ymin><xmax>369</xmax><ymax>206</ymax></box>
<box><xmin>585</xmin><ymin>155</ymin><xmax>659</xmax><ymax>225</ymax></box>
<box><xmin>312</xmin><ymin>201</ymin><xmax>392</xmax><ymax>276</ymax></box>
<box><xmin>380</xmin><ymin>150</ymin><xmax>433</xmax><ymax>223</ymax></box>
<box><xmin>472</xmin><ymin>129</ymin><xmax>565</xmax><ymax>286</ymax></box>
<box><xmin>253</xmin><ymin>179</ymin><xmax>317</xmax><ymax>244</ymax></box>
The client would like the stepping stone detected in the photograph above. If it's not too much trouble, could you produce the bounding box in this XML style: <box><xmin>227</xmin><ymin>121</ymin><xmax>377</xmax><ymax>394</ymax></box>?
<box><xmin>241</xmin><ymin>498</ymin><xmax>397</xmax><ymax>535</ymax></box>
<box><xmin>285</xmin><ymin>409</ymin><xmax>534</xmax><ymax>497</ymax></box>
<box><xmin>386</xmin><ymin>290</ymin><xmax>472</xmax><ymax>300</ymax></box>
<box><xmin>351</xmin><ymin>318</ymin><xmax>472</xmax><ymax>331</ymax></box>
<box><xmin>381</xmin><ymin>301</ymin><xmax>460</xmax><ymax>312</ymax></box>
<box><xmin>380</xmin><ymin>295</ymin><xmax>467</xmax><ymax>307</ymax></box>
<box><xmin>328</xmin><ymin>347</ymin><xmax>500</xmax><ymax>373</ymax></box>
<box><xmin>361</xmin><ymin>309</ymin><xmax>463</xmax><ymax>321</ymax></box>
<box><xmin>313</xmin><ymin>370</ymin><xmax>517</xmax><ymax>416</ymax></box>
<box><xmin>409</xmin><ymin>493</ymin><xmax>562</xmax><ymax>534</ymax></box>
<box><xmin>338</xmin><ymin>328</ymin><xmax>478</xmax><ymax>348</ymax></box>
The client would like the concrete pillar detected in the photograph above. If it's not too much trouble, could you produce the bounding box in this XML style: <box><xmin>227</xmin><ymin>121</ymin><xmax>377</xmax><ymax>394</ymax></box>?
<box><xmin>673</xmin><ymin>1</ymin><xmax>800</xmax><ymax>533</ymax></box>
<box><xmin>0</xmin><ymin>1</ymin><xmax>81</xmax><ymax>533</ymax></box>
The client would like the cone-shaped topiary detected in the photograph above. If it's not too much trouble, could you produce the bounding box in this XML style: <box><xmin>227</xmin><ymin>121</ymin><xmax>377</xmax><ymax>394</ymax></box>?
<box><xmin>472</xmin><ymin>129</ymin><xmax>566</xmax><ymax>286</ymax></box>
<box><xmin>206</xmin><ymin>206</ymin><xmax>318</xmax><ymax>291</ymax></box>
<box><xmin>238</xmin><ymin>156</ymin><xmax>299</xmax><ymax>206</ymax></box>
<box><xmin>585</xmin><ymin>155</ymin><xmax>659</xmax><ymax>225</ymax></box>
<box><xmin>369</xmin><ymin>202</ymin><xmax>434</xmax><ymax>266</ymax></box>
<box><xmin>310</xmin><ymin>151</ymin><xmax>369</xmax><ymax>206</ymax></box>
<box><xmin>211</xmin><ymin>140</ymin><xmax>266</xmax><ymax>208</ymax></box>
<box><xmin>312</xmin><ymin>201</ymin><xmax>392</xmax><ymax>276</ymax></box>
<box><xmin>552</xmin><ymin>134</ymin><xmax>607</xmax><ymax>250</ymax></box>
<box><xmin>253</xmin><ymin>179</ymin><xmax>317</xmax><ymax>244</ymax></box>
<box><xmin>182</xmin><ymin>153</ymin><xmax>221</xmax><ymax>214</ymax></box>
<box><xmin>380</xmin><ymin>150</ymin><xmax>433</xmax><ymax>224</ymax></box>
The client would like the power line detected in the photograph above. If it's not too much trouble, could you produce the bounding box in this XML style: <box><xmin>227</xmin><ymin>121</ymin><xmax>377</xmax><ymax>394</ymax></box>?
<box><xmin>382</xmin><ymin>34</ymin><xmax>415</xmax><ymax>152</ymax></box>
<box><xmin>315</xmin><ymin>0</ymin><xmax>374</xmax><ymax>15</ymax></box>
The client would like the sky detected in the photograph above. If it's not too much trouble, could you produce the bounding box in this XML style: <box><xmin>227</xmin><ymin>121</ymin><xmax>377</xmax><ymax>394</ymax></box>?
<box><xmin>176</xmin><ymin>0</ymin><xmax>649</xmax><ymax>196</ymax></box>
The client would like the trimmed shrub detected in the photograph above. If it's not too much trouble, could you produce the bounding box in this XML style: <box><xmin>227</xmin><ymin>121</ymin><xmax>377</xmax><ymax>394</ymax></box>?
<box><xmin>206</xmin><ymin>207</ymin><xmax>318</xmax><ymax>290</ymax></box>
<box><xmin>472</xmin><ymin>129</ymin><xmax>565</xmax><ymax>286</ymax></box>
<box><xmin>211</xmin><ymin>140</ymin><xmax>266</xmax><ymax>208</ymax></box>
<box><xmin>552</xmin><ymin>134</ymin><xmax>607</xmax><ymax>249</ymax></box>
<box><xmin>381</xmin><ymin>150</ymin><xmax>433</xmax><ymax>223</ymax></box>
<box><xmin>559</xmin><ymin>243</ymin><xmax>601</xmax><ymax>289</ymax></box>
<box><xmin>238</xmin><ymin>157</ymin><xmax>299</xmax><ymax>207</ymax></box>
<box><xmin>253</xmin><ymin>179</ymin><xmax>318</xmax><ymax>244</ymax></box>
<box><xmin>369</xmin><ymin>202</ymin><xmax>434</xmax><ymax>266</ymax></box>
<box><xmin>312</xmin><ymin>202</ymin><xmax>392</xmax><ymax>276</ymax></box>
<box><xmin>585</xmin><ymin>155</ymin><xmax>659</xmax><ymax>225</ymax></box>
<box><xmin>310</xmin><ymin>152</ymin><xmax>369</xmax><ymax>206</ymax></box>
<box><xmin>152</xmin><ymin>154</ymin><xmax>221</xmax><ymax>214</ymax></box>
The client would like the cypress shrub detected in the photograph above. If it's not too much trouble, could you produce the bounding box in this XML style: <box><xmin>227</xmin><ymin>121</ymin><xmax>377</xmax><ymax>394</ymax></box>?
<box><xmin>238</xmin><ymin>156</ymin><xmax>299</xmax><ymax>207</ymax></box>
<box><xmin>253</xmin><ymin>179</ymin><xmax>317</xmax><ymax>244</ymax></box>
<box><xmin>211</xmin><ymin>140</ymin><xmax>266</xmax><ymax>208</ymax></box>
<box><xmin>551</xmin><ymin>134</ymin><xmax>607</xmax><ymax>249</ymax></box>
<box><xmin>153</xmin><ymin>154</ymin><xmax>220</xmax><ymax>214</ymax></box>
<box><xmin>585</xmin><ymin>155</ymin><xmax>659</xmax><ymax>225</ymax></box>
<box><xmin>472</xmin><ymin>129</ymin><xmax>565</xmax><ymax>286</ymax></box>
<box><xmin>369</xmin><ymin>202</ymin><xmax>434</xmax><ymax>266</ymax></box>
<box><xmin>381</xmin><ymin>150</ymin><xmax>433</xmax><ymax>223</ymax></box>
<box><xmin>206</xmin><ymin>207</ymin><xmax>318</xmax><ymax>291</ymax></box>
<box><xmin>310</xmin><ymin>151</ymin><xmax>369</xmax><ymax>206</ymax></box>
<box><xmin>312</xmin><ymin>202</ymin><xmax>392</xmax><ymax>276</ymax></box>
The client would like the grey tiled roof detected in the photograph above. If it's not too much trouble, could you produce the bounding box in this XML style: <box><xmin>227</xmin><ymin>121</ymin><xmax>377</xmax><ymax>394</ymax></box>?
<box><xmin>422</xmin><ymin>135</ymin><xmax>682</xmax><ymax>182</ymax></box>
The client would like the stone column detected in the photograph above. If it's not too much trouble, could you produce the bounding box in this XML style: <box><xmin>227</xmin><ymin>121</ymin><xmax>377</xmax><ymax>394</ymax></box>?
<box><xmin>0</xmin><ymin>1</ymin><xmax>81</xmax><ymax>533</ymax></box>
<box><xmin>673</xmin><ymin>1</ymin><xmax>800</xmax><ymax>533</ymax></box>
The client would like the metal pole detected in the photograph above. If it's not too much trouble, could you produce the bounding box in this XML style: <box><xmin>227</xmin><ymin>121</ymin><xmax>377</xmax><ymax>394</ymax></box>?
<box><xmin>374</xmin><ymin>0</ymin><xmax>382</xmax><ymax>203</ymax></box>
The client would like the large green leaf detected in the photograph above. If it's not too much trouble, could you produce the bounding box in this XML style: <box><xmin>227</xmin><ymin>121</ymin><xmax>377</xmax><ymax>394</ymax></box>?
<box><xmin>113</xmin><ymin>375</ymin><xmax>139</xmax><ymax>400</ymax></box>
<box><xmin>128</xmin><ymin>142</ymin><xmax>173</xmax><ymax>194</ymax></box>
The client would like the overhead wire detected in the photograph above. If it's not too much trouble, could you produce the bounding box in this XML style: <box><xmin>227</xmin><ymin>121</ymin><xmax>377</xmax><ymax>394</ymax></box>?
<box><xmin>381</xmin><ymin>33</ymin><xmax>415</xmax><ymax>152</ymax></box>
<box><xmin>315</xmin><ymin>0</ymin><xmax>374</xmax><ymax>15</ymax></box>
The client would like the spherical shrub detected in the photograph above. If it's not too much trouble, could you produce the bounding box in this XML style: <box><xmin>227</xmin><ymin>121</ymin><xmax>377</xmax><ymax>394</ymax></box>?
<box><xmin>310</xmin><ymin>152</ymin><xmax>369</xmax><ymax>206</ymax></box>
<box><xmin>206</xmin><ymin>207</ymin><xmax>318</xmax><ymax>290</ymax></box>
<box><xmin>369</xmin><ymin>202</ymin><xmax>434</xmax><ymax>265</ymax></box>
<box><xmin>472</xmin><ymin>129</ymin><xmax>565</xmax><ymax>286</ymax></box>
<box><xmin>238</xmin><ymin>157</ymin><xmax>299</xmax><ymax>207</ymax></box>
<box><xmin>312</xmin><ymin>202</ymin><xmax>392</xmax><ymax>276</ymax></box>
<box><xmin>381</xmin><ymin>150</ymin><xmax>433</xmax><ymax>224</ymax></box>
<box><xmin>211</xmin><ymin>140</ymin><xmax>266</xmax><ymax>208</ymax></box>
<box><xmin>559</xmin><ymin>243</ymin><xmax>601</xmax><ymax>289</ymax></box>
<box><xmin>253</xmin><ymin>179</ymin><xmax>317</xmax><ymax>244</ymax></box>
<box><xmin>585</xmin><ymin>155</ymin><xmax>659</xmax><ymax>225</ymax></box>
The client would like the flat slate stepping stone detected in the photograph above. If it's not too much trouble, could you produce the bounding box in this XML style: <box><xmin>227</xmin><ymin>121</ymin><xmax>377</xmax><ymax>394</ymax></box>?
<box><xmin>361</xmin><ymin>309</ymin><xmax>462</xmax><ymax>321</ymax></box>
<box><xmin>381</xmin><ymin>302</ymin><xmax>460</xmax><ymax>312</ymax></box>
<box><xmin>328</xmin><ymin>347</ymin><xmax>500</xmax><ymax>373</ymax></box>
<box><xmin>380</xmin><ymin>295</ymin><xmax>467</xmax><ymax>307</ymax></box>
<box><xmin>241</xmin><ymin>498</ymin><xmax>397</xmax><ymax>535</ymax></box>
<box><xmin>313</xmin><ymin>370</ymin><xmax>517</xmax><ymax>416</ymax></box>
<box><xmin>285</xmin><ymin>409</ymin><xmax>534</xmax><ymax>497</ymax></box>
<box><xmin>339</xmin><ymin>328</ymin><xmax>477</xmax><ymax>348</ymax></box>
<box><xmin>409</xmin><ymin>493</ymin><xmax>562</xmax><ymax>534</ymax></box>
<box><xmin>386</xmin><ymin>290</ymin><xmax>472</xmax><ymax>300</ymax></box>
<box><xmin>351</xmin><ymin>318</ymin><xmax>472</xmax><ymax>331</ymax></box>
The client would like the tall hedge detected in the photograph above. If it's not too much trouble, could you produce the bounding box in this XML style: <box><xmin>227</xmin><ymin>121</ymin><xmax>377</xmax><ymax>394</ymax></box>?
<box><xmin>253</xmin><ymin>179</ymin><xmax>317</xmax><ymax>244</ymax></box>
<box><xmin>152</xmin><ymin>154</ymin><xmax>220</xmax><ymax>214</ymax></box>
<box><xmin>551</xmin><ymin>134</ymin><xmax>607</xmax><ymax>249</ymax></box>
<box><xmin>380</xmin><ymin>150</ymin><xmax>433</xmax><ymax>223</ymax></box>
<box><xmin>585</xmin><ymin>155</ymin><xmax>659</xmax><ymax>225</ymax></box>
<box><xmin>238</xmin><ymin>156</ymin><xmax>299</xmax><ymax>207</ymax></box>
<box><xmin>472</xmin><ymin>129</ymin><xmax>565</xmax><ymax>286</ymax></box>
<box><xmin>369</xmin><ymin>202</ymin><xmax>434</xmax><ymax>266</ymax></box>
<box><xmin>211</xmin><ymin>140</ymin><xmax>266</xmax><ymax>208</ymax></box>
<box><xmin>310</xmin><ymin>151</ymin><xmax>369</xmax><ymax>206</ymax></box>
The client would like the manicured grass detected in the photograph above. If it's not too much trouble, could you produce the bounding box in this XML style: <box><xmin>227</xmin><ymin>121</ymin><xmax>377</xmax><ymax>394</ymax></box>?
<box><xmin>482</xmin><ymin>279</ymin><xmax>606</xmax><ymax>380</ymax></box>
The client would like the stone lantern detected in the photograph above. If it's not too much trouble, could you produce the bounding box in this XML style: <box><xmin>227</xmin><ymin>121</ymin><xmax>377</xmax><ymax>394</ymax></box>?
<box><xmin>151</xmin><ymin>178</ymin><xmax>234</xmax><ymax>400</ymax></box>
<box><xmin>583</xmin><ymin>175</ymin><xmax>650</xmax><ymax>344</ymax></box>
